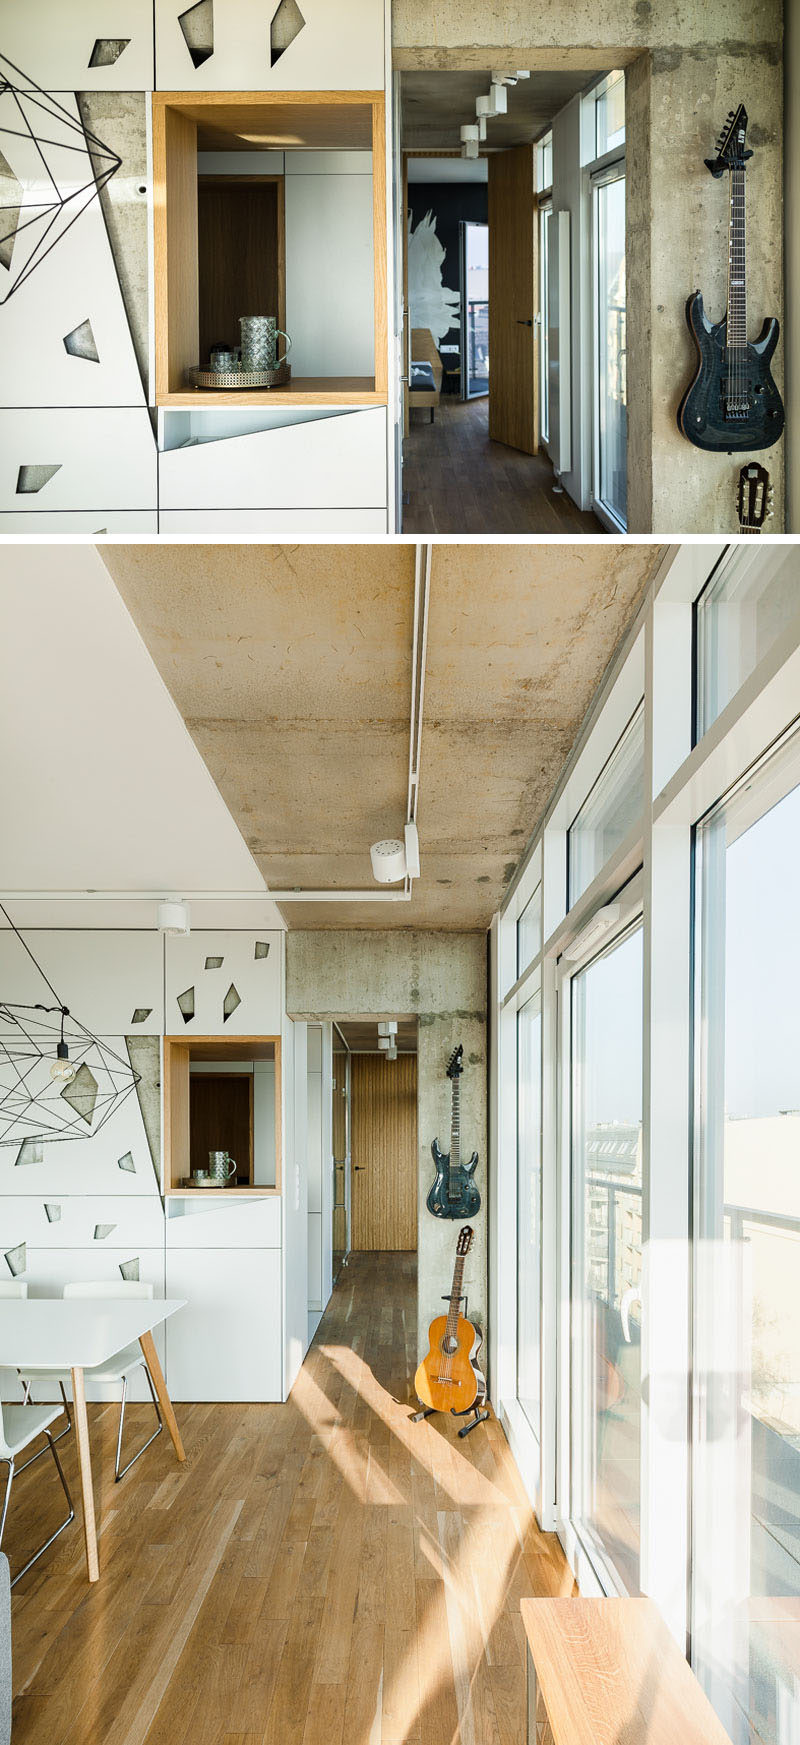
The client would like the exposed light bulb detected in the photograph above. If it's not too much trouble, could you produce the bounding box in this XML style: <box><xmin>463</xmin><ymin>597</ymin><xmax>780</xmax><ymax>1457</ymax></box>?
<box><xmin>50</xmin><ymin>1042</ymin><xmax>76</xmax><ymax>1083</ymax></box>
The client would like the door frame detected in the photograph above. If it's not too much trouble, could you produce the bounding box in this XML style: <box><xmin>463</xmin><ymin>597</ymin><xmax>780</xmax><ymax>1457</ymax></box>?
<box><xmin>459</xmin><ymin>218</ymin><xmax>490</xmax><ymax>400</ymax></box>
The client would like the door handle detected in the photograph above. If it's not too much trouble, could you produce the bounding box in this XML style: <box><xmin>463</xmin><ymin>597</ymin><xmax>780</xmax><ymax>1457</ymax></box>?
<box><xmin>354</xmin><ymin>1165</ymin><xmax>366</xmax><ymax>1171</ymax></box>
<box><xmin>517</xmin><ymin>318</ymin><xmax>533</xmax><ymax>326</ymax></box>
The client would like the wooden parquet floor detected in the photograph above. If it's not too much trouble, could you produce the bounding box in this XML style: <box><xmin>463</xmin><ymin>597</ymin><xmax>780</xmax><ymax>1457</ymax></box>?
<box><xmin>402</xmin><ymin>395</ymin><xmax>603</xmax><ymax>535</ymax></box>
<box><xmin>7</xmin><ymin>1252</ymin><xmax>573</xmax><ymax>1745</ymax></box>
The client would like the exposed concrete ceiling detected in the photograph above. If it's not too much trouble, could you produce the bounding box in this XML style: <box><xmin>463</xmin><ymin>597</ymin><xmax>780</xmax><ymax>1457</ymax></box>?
<box><xmin>401</xmin><ymin>69</ymin><xmax>599</xmax><ymax>152</ymax></box>
<box><xmin>101</xmin><ymin>543</ymin><xmax>666</xmax><ymax>930</ymax></box>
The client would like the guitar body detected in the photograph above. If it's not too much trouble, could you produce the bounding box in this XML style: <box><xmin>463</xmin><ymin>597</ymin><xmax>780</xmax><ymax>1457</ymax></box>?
<box><xmin>414</xmin><ymin>1313</ymin><xmax>483</xmax><ymax>1415</ymax></box>
<box><xmin>678</xmin><ymin>292</ymin><xmax>784</xmax><ymax>452</ymax></box>
<box><xmin>427</xmin><ymin>1138</ymin><xmax>481</xmax><ymax>1220</ymax></box>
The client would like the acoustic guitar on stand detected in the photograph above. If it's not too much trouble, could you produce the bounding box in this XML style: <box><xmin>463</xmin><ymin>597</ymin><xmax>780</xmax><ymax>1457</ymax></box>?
<box><xmin>413</xmin><ymin>1226</ymin><xmax>489</xmax><ymax>1437</ymax></box>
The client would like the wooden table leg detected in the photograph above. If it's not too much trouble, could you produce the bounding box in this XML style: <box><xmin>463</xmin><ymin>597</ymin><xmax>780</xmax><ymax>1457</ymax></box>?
<box><xmin>70</xmin><ymin>1366</ymin><xmax>99</xmax><ymax>1583</ymax></box>
<box><xmin>139</xmin><ymin>1331</ymin><xmax>186</xmax><ymax>1463</ymax></box>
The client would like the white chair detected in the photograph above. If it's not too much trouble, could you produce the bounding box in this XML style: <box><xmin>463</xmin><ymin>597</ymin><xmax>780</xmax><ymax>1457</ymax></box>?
<box><xmin>20</xmin><ymin>1282</ymin><xmax>163</xmax><ymax>1483</ymax></box>
<box><xmin>0</xmin><ymin>1401</ymin><xmax>74</xmax><ymax>1588</ymax></box>
<box><xmin>4</xmin><ymin>1282</ymin><xmax>72</xmax><ymax>1452</ymax></box>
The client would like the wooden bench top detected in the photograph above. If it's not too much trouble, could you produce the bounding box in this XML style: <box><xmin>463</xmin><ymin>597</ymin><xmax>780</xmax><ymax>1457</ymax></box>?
<box><xmin>521</xmin><ymin>1597</ymin><xmax>732</xmax><ymax>1745</ymax></box>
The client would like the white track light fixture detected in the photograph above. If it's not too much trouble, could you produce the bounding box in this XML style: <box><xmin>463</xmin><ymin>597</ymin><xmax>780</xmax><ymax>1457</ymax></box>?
<box><xmin>403</xmin><ymin>822</ymin><xmax>421</xmax><ymax>880</ymax></box>
<box><xmin>378</xmin><ymin>1020</ymin><xmax>398</xmax><ymax>1037</ymax></box>
<box><xmin>370</xmin><ymin>839</ymin><xmax>406</xmax><ymax>884</ymax></box>
<box><xmin>460</xmin><ymin>124</ymin><xmax>479</xmax><ymax>159</ymax></box>
<box><xmin>157</xmin><ymin>900</ymin><xmax>190</xmax><ymax>935</ymax></box>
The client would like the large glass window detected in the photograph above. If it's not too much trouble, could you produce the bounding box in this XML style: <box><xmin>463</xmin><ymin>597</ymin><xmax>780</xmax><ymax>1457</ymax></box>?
<box><xmin>460</xmin><ymin>220</ymin><xmax>489</xmax><ymax>399</ymax></box>
<box><xmin>517</xmin><ymin>881</ymin><xmax>542</xmax><ymax>977</ymax></box>
<box><xmin>539</xmin><ymin>203</ymin><xmax>552</xmax><ymax>445</ymax></box>
<box><xmin>571</xmin><ymin>922</ymin><xmax>643</xmax><ymax>1594</ymax></box>
<box><xmin>568</xmin><ymin>702</ymin><xmax>644</xmax><ymax>906</ymax></box>
<box><xmin>695</xmin><ymin>547</ymin><xmax>800</xmax><ymax>739</ymax></box>
<box><xmin>593</xmin><ymin>171</ymin><xmax>627</xmax><ymax>529</ymax></box>
<box><xmin>517</xmin><ymin>992</ymin><xmax>542</xmax><ymax>1437</ymax></box>
<box><xmin>693</xmin><ymin>733</ymin><xmax>800</xmax><ymax>1745</ymax></box>
<box><xmin>536</xmin><ymin>130</ymin><xmax>553</xmax><ymax>193</ymax></box>
<box><xmin>594</xmin><ymin>71</ymin><xmax>625</xmax><ymax>157</ymax></box>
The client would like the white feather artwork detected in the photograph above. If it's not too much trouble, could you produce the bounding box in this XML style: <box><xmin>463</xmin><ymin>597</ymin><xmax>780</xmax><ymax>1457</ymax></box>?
<box><xmin>407</xmin><ymin>211</ymin><xmax>461</xmax><ymax>344</ymax></box>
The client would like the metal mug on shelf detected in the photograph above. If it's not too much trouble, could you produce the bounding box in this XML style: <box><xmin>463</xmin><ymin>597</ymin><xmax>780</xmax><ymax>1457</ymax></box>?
<box><xmin>208</xmin><ymin>1150</ymin><xmax>236</xmax><ymax>1184</ymax></box>
<box><xmin>238</xmin><ymin>315</ymin><xmax>292</xmax><ymax>372</ymax></box>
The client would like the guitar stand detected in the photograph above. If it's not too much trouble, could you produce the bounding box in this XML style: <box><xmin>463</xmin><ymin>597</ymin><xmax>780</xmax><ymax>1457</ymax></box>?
<box><xmin>411</xmin><ymin>1294</ymin><xmax>489</xmax><ymax>1436</ymax></box>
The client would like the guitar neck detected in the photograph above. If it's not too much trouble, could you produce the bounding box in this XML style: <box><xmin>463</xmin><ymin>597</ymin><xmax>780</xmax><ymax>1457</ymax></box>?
<box><xmin>728</xmin><ymin>165</ymin><xmax>747</xmax><ymax>349</ymax></box>
<box><xmin>448</xmin><ymin>1076</ymin><xmax>461</xmax><ymax>1197</ymax></box>
<box><xmin>445</xmin><ymin>1252</ymin><xmax>466</xmax><ymax>1341</ymax></box>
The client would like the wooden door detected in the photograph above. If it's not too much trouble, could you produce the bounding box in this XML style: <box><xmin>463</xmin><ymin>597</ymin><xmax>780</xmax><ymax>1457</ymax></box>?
<box><xmin>488</xmin><ymin>144</ymin><xmax>538</xmax><ymax>453</ymax></box>
<box><xmin>351</xmin><ymin>1054</ymin><xmax>417</xmax><ymax>1250</ymax></box>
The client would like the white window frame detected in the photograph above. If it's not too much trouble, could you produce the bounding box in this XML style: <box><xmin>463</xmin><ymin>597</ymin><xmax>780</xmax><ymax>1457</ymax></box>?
<box><xmin>490</xmin><ymin>542</ymin><xmax>800</xmax><ymax>1664</ymax></box>
<box><xmin>590</xmin><ymin>156</ymin><xmax>627</xmax><ymax>532</ymax></box>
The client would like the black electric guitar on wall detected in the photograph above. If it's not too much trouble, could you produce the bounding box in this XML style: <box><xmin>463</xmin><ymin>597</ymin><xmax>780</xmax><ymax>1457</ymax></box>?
<box><xmin>678</xmin><ymin>105</ymin><xmax>784</xmax><ymax>453</ymax></box>
<box><xmin>737</xmin><ymin>462</ymin><xmax>773</xmax><ymax>533</ymax></box>
<box><xmin>426</xmin><ymin>1044</ymin><xmax>481</xmax><ymax>1221</ymax></box>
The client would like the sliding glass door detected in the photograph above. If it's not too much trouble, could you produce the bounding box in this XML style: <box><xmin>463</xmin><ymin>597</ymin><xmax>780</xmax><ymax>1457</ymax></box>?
<box><xmin>570</xmin><ymin>921</ymin><xmax>644</xmax><ymax>1593</ymax></box>
<box><xmin>592</xmin><ymin>169</ymin><xmax>626</xmax><ymax>530</ymax></box>
<box><xmin>459</xmin><ymin>220</ymin><xmax>489</xmax><ymax>398</ymax></box>
<box><xmin>693</xmin><ymin>732</ymin><xmax>800</xmax><ymax>1745</ymax></box>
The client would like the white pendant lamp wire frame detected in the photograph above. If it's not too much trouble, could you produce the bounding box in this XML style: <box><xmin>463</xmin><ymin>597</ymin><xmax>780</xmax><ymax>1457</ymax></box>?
<box><xmin>0</xmin><ymin>903</ymin><xmax>140</xmax><ymax>1147</ymax></box>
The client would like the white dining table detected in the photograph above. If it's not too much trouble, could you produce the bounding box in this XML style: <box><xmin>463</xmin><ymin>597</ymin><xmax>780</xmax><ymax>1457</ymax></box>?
<box><xmin>0</xmin><ymin>1298</ymin><xmax>187</xmax><ymax>1581</ymax></box>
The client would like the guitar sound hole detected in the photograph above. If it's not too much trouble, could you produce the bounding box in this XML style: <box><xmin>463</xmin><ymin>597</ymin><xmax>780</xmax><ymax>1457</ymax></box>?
<box><xmin>441</xmin><ymin>1336</ymin><xmax>459</xmax><ymax>1356</ymax></box>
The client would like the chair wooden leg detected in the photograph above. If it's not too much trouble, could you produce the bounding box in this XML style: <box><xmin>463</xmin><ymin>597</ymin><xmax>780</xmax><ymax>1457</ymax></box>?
<box><xmin>70</xmin><ymin>1367</ymin><xmax>99</xmax><ymax>1582</ymax></box>
<box><xmin>138</xmin><ymin>1331</ymin><xmax>186</xmax><ymax>1463</ymax></box>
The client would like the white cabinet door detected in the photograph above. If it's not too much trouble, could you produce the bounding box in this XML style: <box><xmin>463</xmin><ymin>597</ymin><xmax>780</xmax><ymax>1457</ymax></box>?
<box><xmin>0</xmin><ymin>931</ymin><xmax>163</xmax><ymax>1036</ymax></box>
<box><xmin>158</xmin><ymin>409</ymin><xmax>387</xmax><ymax>511</ymax></box>
<box><xmin>155</xmin><ymin>0</ymin><xmax>383</xmax><ymax>91</ymax></box>
<box><xmin>165</xmin><ymin>1248</ymin><xmax>282</xmax><ymax>1401</ymax></box>
<box><xmin>165</xmin><ymin>931</ymin><xmax>283</xmax><ymax>1036</ymax></box>
<box><xmin>165</xmin><ymin>1196</ymin><xmax>280</xmax><ymax>1249</ymax></box>
<box><xmin>0</xmin><ymin>410</ymin><xmax>157</xmax><ymax>512</ymax></box>
<box><xmin>158</xmin><ymin>508</ymin><xmax>388</xmax><ymax>532</ymax></box>
<box><xmin>0</xmin><ymin>1069</ymin><xmax>160</xmax><ymax>1199</ymax></box>
<box><xmin>0</xmin><ymin>1195</ymin><xmax>164</xmax><ymax>1250</ymax></box>
<box><xmin>1</xmin><ymin>2</ymin><xmax>155</xmax><ymax>89</ymax></box>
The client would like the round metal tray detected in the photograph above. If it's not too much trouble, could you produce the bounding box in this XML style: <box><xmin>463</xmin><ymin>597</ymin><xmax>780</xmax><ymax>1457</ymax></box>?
<box><xmin>180</xmin><ymin>1176</ymin><xmax>235</xmax><ymax>1190</ymax></box>
<box><xmin>185</xmin><ymin>363</ymin><xmax>292</xmax><ymax>391</ymax></box>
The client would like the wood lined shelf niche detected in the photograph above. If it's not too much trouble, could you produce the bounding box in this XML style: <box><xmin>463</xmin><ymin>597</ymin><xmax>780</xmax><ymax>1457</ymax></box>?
<box><xmin>152</xmin><ymin>90</ymin><xmax>387</xmax><ymax>408</ymax></box>
<box><xmin>163</xmin><ymin>1035</ymin><xmax>281</xmax><ymax>1197</ymax></box>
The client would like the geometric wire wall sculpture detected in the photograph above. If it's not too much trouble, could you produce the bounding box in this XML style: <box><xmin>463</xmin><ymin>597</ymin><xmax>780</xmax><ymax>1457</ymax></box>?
<box><xmin>0</xmin><ymin>1004</ymin><xmax>140</xmax><ymax>1146</ymax></box>
<box><xmin>0</xmin><ymin>51</ymin><xmax>121</xmax><ymax>304</ymax></box>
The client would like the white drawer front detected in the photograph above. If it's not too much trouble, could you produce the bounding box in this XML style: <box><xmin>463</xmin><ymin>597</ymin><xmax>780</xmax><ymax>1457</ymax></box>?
<box><xmin>155</xmin><ymin>0</ymin><xmax>383</xmax><ymax>91</ymax></box>
<box><xmin>0</xmin><ymin>1196</ymin><xmax>164</xmax><ymax>1251</ymax></box>
<box><xmin>0</xmin><ymin>410</ymin><xmax>157</xmax><ymax>512</ymax></box>
<box><xmin>158</xmin><ymin>407</ymin><xmax>386</xmax><ymax>510</ymax></box>
<box><xmin>165</xmin><ymin>1196</ymin><xmax>280</xmax><ymax>1250</ymax></box>
<box><xmin>0</xmin><ymin>513</ymin><xmax>158</xmax><ymax>533</ymax></box>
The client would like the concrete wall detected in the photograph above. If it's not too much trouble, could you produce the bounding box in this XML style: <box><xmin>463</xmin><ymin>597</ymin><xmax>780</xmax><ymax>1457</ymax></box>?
<box><xmin>393</xmin><ymin>2</ymin><xmax>786</xmax><ymax>534</ymax></box>
<box><xmin>286</xmin><ymin>930</ymin><xmax>488</xmax><ymax>1365</ymax></box>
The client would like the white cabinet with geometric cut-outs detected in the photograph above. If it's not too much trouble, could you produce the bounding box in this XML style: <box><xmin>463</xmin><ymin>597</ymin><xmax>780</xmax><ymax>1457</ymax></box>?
<box><xmin>154</xmin><ymin>0</ymin><xmax>384</xmax><ymax>92</ymax></box>
<box><xmin>0</xmin><ymin>410</ymin><xmax>157</xmax><ymax>513</ymax></box>
<box><xmin>165</xmin><ymin>932</ymin><xmax>283</xmax><ymax>1037</ymax></box>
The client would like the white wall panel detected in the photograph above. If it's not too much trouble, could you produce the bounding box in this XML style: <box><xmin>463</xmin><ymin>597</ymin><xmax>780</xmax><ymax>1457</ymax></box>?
<box><xmin>165</xmin><ymin>1196</ymin><xmax>280</xmax><ymax>1248</ymax></box>
<box><xmin>285</xmin><ymin>170</ymin><xmax>374</xmax><ymax>377</ymax></box>
<box><xmin>0</xmin><ymin>1064</ymin><xmax>160</xmax><ymax>1198</ymax></box>
<box><xmin>0</xmin><ymin>513</ymin><xmax>158</xmax><ymax>532</ymax></box>
<box><xmin>0</xmin><ymin>931</ymin><xmax>162</xmax><ymax>1035</ymax></box>
<box><xmin>158</xmin><ymin>408</ymin><xmax>386</xmax><ymax>510</ymax></box>
<box><xmin>158</xmin><ymin>508</ymin><xmax>388</xmax><ymax>532</ymax></box>
<box><xmin>17</xmin><ymin>1247</ymin><xmax>165</xmax><ymax>1401</ymax></box>
<box><xmin>154</xmin><ymin>0</ymin><xmax>383</xmax><ymax>92</ymax></box>
<box><xmin>1</xmin><ymin>3</ymin><xmax>155</xmax><ymax>89</ymax></box>
<box><xmin>0</xmin><ymin>105</ymin><xmax>146</xmax><ymax>409</ymax></box>
<box><xmin>0</xmin><ymin>1195</ymin><xmax>163</xmax><ymax>1249</ymax></box>
<box><xmin>307</xmin><ymin>1211</ymin><xmax>322</xmax><ymax>1308</ymax></box>
<box><xmin>165</xmin><ymin>931</ymin><xmax>282</xmax><ymax>1035</ymax></box>
<box><xmin>0</xmin><ymin>410</ymin><xmax>156</xmax><ymax>511</ymax></box>
<box><xmin>165</xmin><ymin>1247</ymin><xmax>282</xmax><ymax>1400</ymax></box>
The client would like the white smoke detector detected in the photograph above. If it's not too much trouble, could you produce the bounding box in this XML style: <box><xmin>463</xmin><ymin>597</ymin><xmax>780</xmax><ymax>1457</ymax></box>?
<box><xmin>370</xmin><ymin>838</ymin><xmax>406</xmax><ymax>884</ymax></box>
<box><xmin>157</xmin><ymin>900</ymin><xmax>190</xmax><ymax>935</ymax></box>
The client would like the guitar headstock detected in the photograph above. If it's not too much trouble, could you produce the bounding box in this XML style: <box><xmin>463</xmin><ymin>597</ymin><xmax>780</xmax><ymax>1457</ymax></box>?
<box><xmin>705</xmin><ymin>104</ymin><xmax>752</xmax><ymax>177</ymax></box>
<box><xmin>737</xmin><ymin>462</ymin><xmax>773</xmax><ymax>532</ymax></box>
<box><xmin>446</xmin><ymin>1044</ymin><xmax>464</xmax><ymax>1080</ymax></box>
<box><xmin>456</xmin><ymin>1225</ymin><xmax>474</xmax><ymax>1256</ymax></box>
